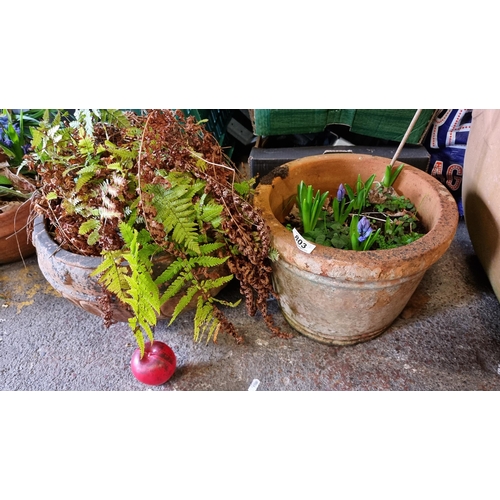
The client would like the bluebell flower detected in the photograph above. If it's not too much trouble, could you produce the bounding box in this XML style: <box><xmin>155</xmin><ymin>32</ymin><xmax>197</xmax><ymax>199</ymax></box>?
<box><xmin>337</xmin><ymin>183</ymin><xmax>346</xmax><ymax>201</ymax></box>
<box><xmin>0</xmin><ymin>115</ymin><xmax>21</xmax><ymax>148</ymax></box>
<box><xmin>0</xmin><ymin>134</ymin><xmax>13</xmax><ymax>148</ymax></box>
<box><xmin>357</xmin><ymin>216</ymin><xmax>373</xmax><ymax>242</ymax></box>
<box><xmin>0</xmin><ymin>116</ymin><xmax>8</xmax><ymax>145</ymax></box>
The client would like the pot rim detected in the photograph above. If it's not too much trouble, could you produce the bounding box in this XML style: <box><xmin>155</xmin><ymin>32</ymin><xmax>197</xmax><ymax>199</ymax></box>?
<box><xmin>32</xmin><ymin>215</ymin><xmax>104</xmax><ymax>268</ymax></box>
<box><xmin>254</xmin><ymin>154</ymin><xmax>459</xmax><ymax>281</ymax></box>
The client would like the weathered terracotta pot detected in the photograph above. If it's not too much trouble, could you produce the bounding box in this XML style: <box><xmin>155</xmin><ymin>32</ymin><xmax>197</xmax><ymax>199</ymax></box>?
<box><xmin>0</xmin><ymin>199</ymin><xmax>36</xmax><ymax>264</ymax></box>
<box><xmin>32</xmin><ymin>216</ymin><xmax>230</xmax><ymax>323</ymax></box>
<box><xmin>463</xmin><ymin>109</ymin><xmax>500</xmax><ymax>302</ymax></box>
<box><xmin>254</xmin><ymin>154</ymin><xmax>459</xmax><ymax>345</ymax></box>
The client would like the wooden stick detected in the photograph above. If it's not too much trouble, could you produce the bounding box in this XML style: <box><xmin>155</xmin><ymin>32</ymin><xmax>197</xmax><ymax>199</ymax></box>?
<box><xmin>390</xmin><ymin>109</ymin><xmax>423</xmax><ymax>167</ymax></box>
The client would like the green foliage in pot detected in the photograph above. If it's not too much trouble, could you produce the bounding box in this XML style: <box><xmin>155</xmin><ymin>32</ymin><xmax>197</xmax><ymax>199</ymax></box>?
<box><xmin>27</xmin><ymin>109</ymin><xmax>288</xmax><ymax>355</ymax></box>
<box><xmin>289</xmin><ymin>169</ymin><xmax>425</xmax><ymax>251</ymax></box>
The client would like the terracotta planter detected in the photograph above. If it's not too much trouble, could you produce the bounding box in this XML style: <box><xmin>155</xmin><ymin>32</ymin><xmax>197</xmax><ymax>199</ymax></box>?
<box><xmin>32</xmin><ymin>216</ymin><xmax>230</xmax><ymax>323</ymax></box>
<box><xmin>463</xmin><ymin>109</ymin><xmax>500</xmax><ymax>302</ymax></box>
<box><xmin>0</xmin><ymin>199</ymin><xmax>36</xmax><ymax>264</ymax></box>
<box><xmin>254</xmin><ymin>154</ymin><xmax>458</xmax><ymax>345</ymax></box>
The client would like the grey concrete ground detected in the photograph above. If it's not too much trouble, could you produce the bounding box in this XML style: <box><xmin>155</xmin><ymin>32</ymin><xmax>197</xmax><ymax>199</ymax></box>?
<box><xmin>1</xmin><ymin>220</ymin><xmax>500</xmax><ymax>391</ymax></box>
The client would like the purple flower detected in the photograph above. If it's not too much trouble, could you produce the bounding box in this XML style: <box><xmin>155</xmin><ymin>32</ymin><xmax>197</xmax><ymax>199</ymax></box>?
<box><xmin>337</xmin><ymin>183</ymin><xmax>346</xmax><ymax>201</ymax></box>
<box><xmin>0</xmin><ymin>115</ymin><xmax>20</xmax><ymax>148</ymax></box>
<box><xmin>357</xmin><ymin>216</ymin><xmax>373</xmax><ymax>242</ymax></box>
<box><xmin>0</xmin><ymin>133</ymin><xmax>13</xmax><ymax>148</ymax></box>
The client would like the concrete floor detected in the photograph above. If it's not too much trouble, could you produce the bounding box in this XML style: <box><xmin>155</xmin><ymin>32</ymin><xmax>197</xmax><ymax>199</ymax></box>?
<box><xmin>1</xmin><ymin>219</ymin><xmax>500</xmax><ymax>391</ymax></box>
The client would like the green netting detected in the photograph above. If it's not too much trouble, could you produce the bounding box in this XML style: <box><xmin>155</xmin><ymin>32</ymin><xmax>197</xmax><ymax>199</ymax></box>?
<box><xmin>253</xmin><ymin>109</ymin><xmax>329</xmax><ymax>136</ymax></box>
<box><xmin>253</xmin><ymin>109</ymin><xmax>435</xmax><ymax>144</ymax></box>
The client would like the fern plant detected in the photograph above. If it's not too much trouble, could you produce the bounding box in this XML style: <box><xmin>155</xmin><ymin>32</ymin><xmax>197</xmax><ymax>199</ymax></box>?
<box><xmin>27</xmin><ymin>109</ymin><xmax>288</xmax><ymax>357</ymax></box>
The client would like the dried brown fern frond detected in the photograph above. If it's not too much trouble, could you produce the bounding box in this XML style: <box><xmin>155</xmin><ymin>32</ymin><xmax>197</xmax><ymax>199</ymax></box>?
<box><xmin>138</xmin><ymin>109</ymin><xmax>291</xmax><ymax>340</ymax></box>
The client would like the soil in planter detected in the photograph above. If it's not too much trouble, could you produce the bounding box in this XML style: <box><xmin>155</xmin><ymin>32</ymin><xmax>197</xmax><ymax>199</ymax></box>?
<box><xmin>285</xmin><ymin>185</ymin><xmax>427</xmax><ymax>251</ymax></box>
<box><xmin>1</xmin><ymin>200</ymin><xmax>21</xmax><ymax>214</ymax></box>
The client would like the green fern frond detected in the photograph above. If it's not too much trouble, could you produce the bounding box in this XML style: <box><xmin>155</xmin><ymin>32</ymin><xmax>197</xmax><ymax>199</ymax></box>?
<box><xmin>169</xmin><ymin>283</ymin><xmax>200</xmax><ymax>325</ymax></box>
<box><xmin>155</xmin><ymin>254</ymin><xmax>228</xmax><ymax>293</ymax></box>
<box><xmin>122</xmin><ymin>256</ymin><xmax>157</xmax><ymax>300</ymax></box>
<box><xmin>104</xmin><ymin>140</ymin><xmax>138</xmax><ymax>160</ymax></box>
<box><xmin>134</xmin><ymin>229</ymin><xmax>162</xmax><ymax>263</ymax></box>
<box><xmin>75</xmin><ymin>166</ymin><xmax>98</xmax><ymax>192</ymax></box>
<box><xmin>121</xmin><ymin>254</ymin><xmax>161</xmax><ymax>323</ymax></box>
<box><xmin>100</xmin><ymin>109</ymin><xmax>132</xmax><ymax>129</ymax></box>
<box><xmin>87</xmin><ymin>229</ymin><xmax>100</xmax><ymax>246</ymax></box>
<box><xmin>187</xmin><ymin>150</ymin><xmax>208</xmax><ymax>173</ymax></box>
<box><xmin>196</xmin><ymin>158</ymin><xmax>207</xmax><ymax>172</ymax></box>
<box><xmin>160</xmin><ymin>270</ymin><xmax>194</xmax><ymax>303</ymax></box>
<box><xmin>198</xmin><ymin>202</ymin><xmax>223</xmax><ymax>225</ymax></box>
<box><xmin>233</xmin><ymin>178</ymin><xmax>255</xmax><ymax>196</ymax></box>
<box><xmin>129</xmin><ymin>317</ymin><xmax>154</xmax><ymax>359</ymax></box>
<box><xmin>30</xmin><ymin>128</ymin><xmax>43</xmax><ymax>150</ymax></box>
<box><xmin>125</xmin><ymin>280</ymin><xmax>159</xmax><ymax>326</ymax></box>
<box><xmin>212</xmin><ymin>297</ymin><xmax>242</xmax><ymax>308</ymax></box>
<box><xmin>78</xmin><ymin>219</ymin><xmax>100</xmax><ymax>235</ymax></box>
<box><xmin>78</xmin><ymin>137</ymin><xmax>95</xmax><ymax>155</ymax></box>
<box><xmin>106</xmin><ymin>162</ymin><xmax>123</xmax><ymax>171</ymax></box>
<box><xmin>91</xmin><ymin>251</ymin><xmax>130</xmax><ymax>303</ymax></box>
<box><xmin>127</xmin><ymin>126</ymin><xmax>144</xmax><ymax>138</ymax></box>
<box><xmin>172</xmin><ymin>220</ymin><xmax>200</xmax><ymax>254</ymax></box>
<box><xmin>155</xmin><ymin>258</ymin><xmax>187</xmax><ymax>286</ymax></box>
<box><xmin>194</xmin><ymin>297</ymin><xmax>212</xmax><ymax>330</ymax></box>
<box><xmin>60</xmin><ymin>162</ymin><xmax>91</xmax><ymax>177</ymax></box>
<box><xmin>192</xmin><ymin>179</ymin><xmax>207</xmax><ymax>195</ymax></box>
<box><xmin>187</xmin><ymin>255</ymin><xmax>229</xmax><ymax>269</ymax></box>
<box><xmin>130</xmin><ymin>318</ymin><xmax>146</xmax><ymax>358</ymax></box>
<box><xmin>193</xmin><ymin>294</ymin><xmax>242</xmax><ymax>344</ymax></box>
<box><xmin>199</xmin><ymin>242</ymin><xmax>226</xmax><ymax>255</ymax></box>
<box><xmin>91</xmin><ymin>252</ymin><xmax>119</xmax><ymax>278</ymax></box>
<box><xmin>193</xmin><ymin>298</ymin><xmax>221</xmax><ymax>343</ymax></box>
<box><xmin>76</xmin><ymin>164</ymin><xmax>99</xmax><ymax>176</ymax></box>
<box><xmin>167</xmin><ymin>272</ymin><xmax>234</xmax><ymax>335</ymax></box>
<box><xmin>119</xmin><ymin>221</ymin><xmax>135</xmax><ymax>247</ymax></box>
<box><xmin>95</xmin><ymin>225</ymin><xmax>161</xmax><ymax>341</ymax></box>
<box><xmin>137</xmin><ymin>245</ymin><xmax>161</xmax><ymax>265</ymax></box>
<box><xmin>135</xmin><ymin>228</ymin><xmax>152</xmax><ymax>244</ymax></box>
<box><xmin>200</xmin><ymin>274</ymin><xmax>234</xmax><ymax>292</ymax></box>
<box><xmin>145</xmin><ymin>183</ymin><xmax>201</xmax><ymax>254</ymax></box>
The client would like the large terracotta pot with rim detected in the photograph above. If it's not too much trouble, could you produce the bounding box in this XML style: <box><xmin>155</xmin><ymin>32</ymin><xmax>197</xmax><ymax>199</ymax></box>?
<box><xmin>32</xmin><ymin>216</ymin><xmax>230</xmax><ymax>323</ymax></box>
<box><xmin>0</xmin><ymin>199</ymin><xmax>36</xmax><ymax>264</ymax></box>
<box><xmin>254</xmin><ymin>154</ymin><xmax>459</xmax><ymax>345</ymax></box>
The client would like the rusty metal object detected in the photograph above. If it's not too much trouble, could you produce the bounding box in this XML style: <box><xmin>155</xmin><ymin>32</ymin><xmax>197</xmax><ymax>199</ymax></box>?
<box><xmin>254</xmin><ymin>154</ymin><xmax>459</xmax><ymax>345</ymax></box>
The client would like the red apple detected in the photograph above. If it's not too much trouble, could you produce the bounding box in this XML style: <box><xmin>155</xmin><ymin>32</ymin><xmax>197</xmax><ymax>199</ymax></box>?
<box><xmin>130</xmin><ymin>341</ymin><xmax>176</xmax><ymax>386</ymax></box>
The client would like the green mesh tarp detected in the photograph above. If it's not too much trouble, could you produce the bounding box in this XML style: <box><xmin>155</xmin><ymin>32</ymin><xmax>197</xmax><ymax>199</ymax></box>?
<box><xmin>253</xmin><ymin>109</ymin><xmax>435</xmax><ymax>144</ymax></box>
